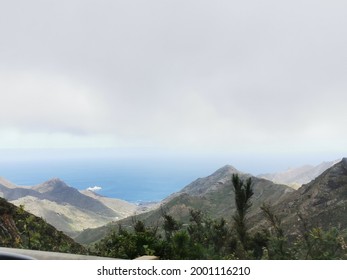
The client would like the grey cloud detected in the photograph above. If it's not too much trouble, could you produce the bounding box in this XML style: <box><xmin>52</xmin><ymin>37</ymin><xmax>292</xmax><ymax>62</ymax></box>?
<box><xmin>0</xmin><ymin>1</ymin><xmax>346</xmax><ymax>155</ymax></box>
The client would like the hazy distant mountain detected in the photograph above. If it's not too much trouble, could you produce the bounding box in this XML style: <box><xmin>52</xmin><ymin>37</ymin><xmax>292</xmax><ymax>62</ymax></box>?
<box><xmin>0</xmin><ymin>178</ymin><xmax>142</xmax><ymax>237</ymax></box>
<box><xmin>32</xmin><ymin>178</ymin><xmax>116</xmax><ymax>217</ymax></box>
<box><xmin>254</xmin><ymin>158</ymin><xmax>347</xmax><ymax>234</ymax></box>
<box><xmin>80</xmin><ymin>190</ymin><xmax>137</xmax><ymax>216</ymax></box>
<box><xmin>0</xmin><ymin>177</ymin><xmax>26</xmax><ymax>189</ymax></box>
<box><xmin>76</xmin><ymin>164</ymin><xmax>294</xmax><ymax>244</ymax></box>
<box><xmin>80</xmin><ymin>189</ymin><xmax>159</xmax><ymax>216</ymax></box>
<box><xmin>0</xmin><ymin>178</ymin><xmax>42</xmax><ymax>200</ymax></box>
<box><xmin>258</xmin><ymin>159</ymin><xmax>340</xmax><ymax>188</ymax></box>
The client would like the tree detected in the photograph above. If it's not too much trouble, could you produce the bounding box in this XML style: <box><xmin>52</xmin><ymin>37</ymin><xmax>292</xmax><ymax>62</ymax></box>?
<box><xmin>260</xmin><ymin>203</ymin><xmax>289</xmax><ymax>259</ymax></box>
<box><xmin>161</xmin><ymin>208</ymin><xmax>180</xmax><ymax>241</ymax></box>
<box><xmin>232</xmin><ymin>174</ymin><xmax>253</xmax><ymax>253</ymax></box>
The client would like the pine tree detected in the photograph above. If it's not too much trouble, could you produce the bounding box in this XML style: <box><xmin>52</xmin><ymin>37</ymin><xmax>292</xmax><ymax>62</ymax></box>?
<box><xmin>232</xmin><ymin>174</ymin><xmax>253</xmax><ymax>253</ymax></box>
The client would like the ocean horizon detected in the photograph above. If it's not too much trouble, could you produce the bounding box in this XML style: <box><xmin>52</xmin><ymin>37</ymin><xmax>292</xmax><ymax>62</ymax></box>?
<box><xmin>1</xmin><ymin>148</ymin><xmax>336</xmax><ymax>202</ymax></box>
<box><xmin>0</xmin><ymin>157</ymin><xmax>223</xmax><ymax>203</ymax></box>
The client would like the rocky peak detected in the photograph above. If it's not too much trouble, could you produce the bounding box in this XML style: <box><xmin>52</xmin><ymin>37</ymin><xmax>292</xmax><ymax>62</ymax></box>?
<box><xmin>178</xmin><ymin>164</ymin><xmax>241</xmax><ymax>196</ymax></box>
<box><xmin>33</xmin><ymin>178</ymin><xmax>70</xmax><ymax>193</ymax></box>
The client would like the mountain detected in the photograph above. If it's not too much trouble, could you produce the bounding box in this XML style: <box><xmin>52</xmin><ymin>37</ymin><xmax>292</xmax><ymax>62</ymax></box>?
<box><xmin>32</xmin><ymin>178</ymin><xmax>116</xmax><ymax>216</ymax></box>
<box><xmin>80</xmin><ymin>190</ymin><xmax>138</xmax><ymax>217</ymax></box>
<box><xmin>177</xmin><ymin>165</ymin><xmax>241</xmax><ymax>196</ymax></box>
<box><xmin>253</xmin><ymin>158</ymin><xmax>347</xmax><ymax>234</ymax></box>
<box><xmin>0</xmin><ymin>196</ymin><xmax>86</xmax><ymax>254</ymax></box>
<box><xmin>163</xmin><ymin>165</ymin><xmax>293</xmax><ymax>220</ymax></box>
<box><xmin>0</xmin><ymin>177</ymin><xmax>26</xmax><ymax>189</ymax></box>
<box><xmin>0</xmin><ymin>178</ymin><xmax>142</xmax><ymax>237</ymax></box>
<box><xmin>75</xmin><ymin>164</ymin><xmax>294</xmax><ymax>244</ymax></box>
<box><xmin>0</xmin><ymin>179</ymin><xmax>41</xmax><ymax>201</ymax></box>
<box><xmin>4</xmin><ymin>158</ymin><xmax>346</xmax><ymax>248</ymax></box>
<box><xmin>258</xmin><ymin>159</ymin><xmax>340</xmax><ymax>189</ymax></box>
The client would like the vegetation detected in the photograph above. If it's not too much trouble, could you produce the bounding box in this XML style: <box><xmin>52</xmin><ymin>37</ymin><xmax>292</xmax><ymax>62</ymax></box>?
<box><xmin>92</xmin><ymin>174</ymin><xmax>347</xmax><ymax>260</ymax></box>
<box><xmin>2</xmin><ymin>172</ymin><xmax>347</xmax><ymax>259</ymax></box>
<box><xmin>231</xmin><ymin>174</ymin><xmax>253</xmax><ymax>256</ymax></box>
<box><xmin>0</xmin><ymin>197</ymin><xmax>87</xmax><ymax>254</ymax></box>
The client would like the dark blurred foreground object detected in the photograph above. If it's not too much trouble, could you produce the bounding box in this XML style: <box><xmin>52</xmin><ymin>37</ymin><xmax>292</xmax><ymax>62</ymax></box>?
<box><xmin>0</xmin><ymin>247</ymin><xmax>156</xmax><ymax>260</ymax></box>
<box><xmin>0</xmin><ymin>250</ymin><xmax>35</xmax><ymax>260</ymax></box>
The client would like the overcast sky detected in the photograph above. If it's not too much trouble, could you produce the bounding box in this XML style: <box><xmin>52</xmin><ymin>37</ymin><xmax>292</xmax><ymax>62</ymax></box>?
<box><xmin>0</xmin><ymin>0</ymin><xmax>346</xmax><ymax>167</ymax></box>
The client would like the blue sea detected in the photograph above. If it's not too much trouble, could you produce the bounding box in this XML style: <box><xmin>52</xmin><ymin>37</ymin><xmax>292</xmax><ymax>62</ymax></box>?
<box><xmin>1</xmin><ymin>149</ymin><xmax>324</xmax><ymax>202</ymax></box>
<box><xmin>0</xmin><ymin>156</ymin><xmax>223</xmax><ymax>202</ymax></box>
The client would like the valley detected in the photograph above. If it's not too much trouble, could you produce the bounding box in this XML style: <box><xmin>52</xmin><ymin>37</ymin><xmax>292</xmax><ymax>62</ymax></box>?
<box><xmin>1</xmin><ymin>157</ymin><xmax>346</xmax><ymax>259</ymax></box>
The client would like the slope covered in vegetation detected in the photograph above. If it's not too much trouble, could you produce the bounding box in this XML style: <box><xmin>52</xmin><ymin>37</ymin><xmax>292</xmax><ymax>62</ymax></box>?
<box><xmin>0</xmin><ymin>197</ymin><xmax>86</xmax><ymax>254</ymax></box>
<box><xmin>92</xmin><ymin>172</ymin><xmax>347</xmax><ymax>260</ymax></box>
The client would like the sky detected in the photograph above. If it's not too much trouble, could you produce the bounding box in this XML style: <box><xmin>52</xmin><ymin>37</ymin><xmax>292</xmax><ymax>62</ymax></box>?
<box><xmin>0</xmin><ymin>0</ymin><xmax>346</xmax><ymax>172</ymax></box>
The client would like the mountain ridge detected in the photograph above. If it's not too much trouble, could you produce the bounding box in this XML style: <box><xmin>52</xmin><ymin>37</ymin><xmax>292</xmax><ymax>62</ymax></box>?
<box><xmin>0</xmin><ymin>177</ymin><xmax>142</xmax><ymax>237</ymax></box>
<box><xmin>249</xmin><ymin>158</ymin><xmax>347</xmax><ymax>235</ymax></box>
<box><xmin>75</xmin><ymin>164</ymin><xmax>294</xmax><ymax>244</ymax></box>
<box><xmin>2</xmin><ymin>158</ymin><xmax>345</xmax><ymax>246</ymax></box>
<box><xmin>32</xmin><ymin>178</ymin><xmax>116</xmax><ymax>217</ymax></box>
<box><xmin>258</xmin><ymin>159</ymin><xmax>340</xmax><ymax>188</ymax></box>
<box><xmin>75</xmin><ymin>158</ymin><xmax>347</xmax><ymax>245</ymax></box>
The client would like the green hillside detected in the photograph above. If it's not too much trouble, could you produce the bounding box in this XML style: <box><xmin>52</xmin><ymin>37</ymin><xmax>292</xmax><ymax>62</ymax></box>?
<box><xmin>0</xmin><ymin>197</ymin><xmax>86</xmax><ymax>255</ymax></box>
